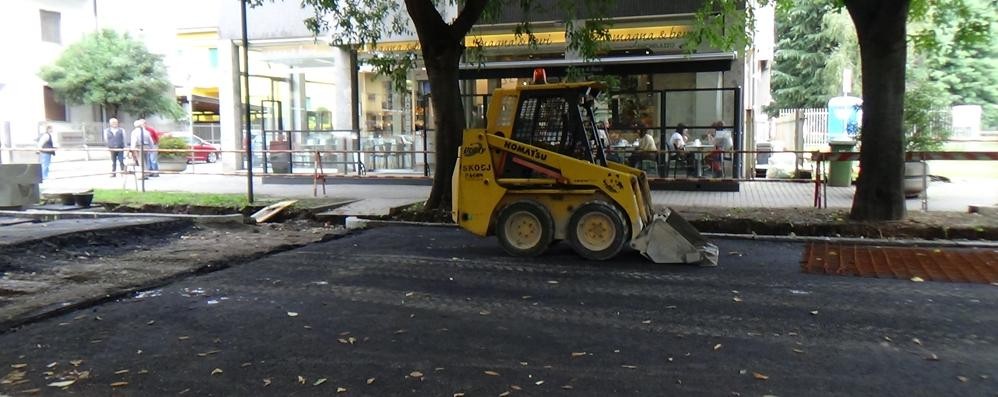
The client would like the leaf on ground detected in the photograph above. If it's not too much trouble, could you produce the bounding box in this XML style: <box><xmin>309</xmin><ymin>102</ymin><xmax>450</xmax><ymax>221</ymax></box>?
<box><xmin>241</xmin><ymin>362</ymin><xmax>253</xmax><ymax>367</ymax></box>
<box><xmin>147</xmin><ymin>320</ymin><xmax>155</xmax><ymax>325</ymax></box>
<box><xmin>793</xmin><ymin>349</ymin><xmax>805</xmax><ymax>354</ymax></box>
<box><xmin>263</xmin><ymin>378</ymin><xmax>272</xmax><ymax>386</ymax></box>
<box><xmin>926</xmin><ymin>353</ymin><xmax>939</xmax><ymax>361</ymax></box>
<box><xmin>733</xmin><ymin>297</ymin><xmax>743</xmax><ymax>302</ymax></box>
<box><xmin>957</xmin><ymin>376</ymin><xmax>968</xmax><ymax>383</ymax></box>
<box><xmin>287</xmin><ymin>312</ymin><xmax>299</xmax><ymax>317</ymax></box>
<box><xmin>45</xmin><ymin>362</ymin><xmax>57</xmax><ymax>368</ymax></box>
<box><xmin>499</xmin><ymin>392</ymin><xmax>510</xmax><ymax>397</ymax></box>
<box><xmin>366</xmin><ymin>377</ymin><xmax>376</xmax><ymax>384</ymax></box>
<box><xmin>621</xmin><ymin>364</ymin><xmax>637</xmax><ymax>369</ymax></box>
<box><xmin>510</xmin><ymin>385</ymin><xmax>522</xmax><ymax>390</ymax></box>
<box><xmin>313</xmin><ymin>378</ymin><xmax>327</xmax><ymax>386</ymax></box>
<box><xmin>535</xmin><ymin>380</ymin><xmax>545</xmax><ymax>385</ymax></box>
<box><xmin>211</xmin><ymin>368</ymin><xmax>223</xmax><ymax>376</ymax></box>
<box><xmin>809</xmin><ymin>310</ymin><xmax>819</xmax><ymax>315</ymax></box>
<box><xmin>409</xmin><ymin>371</ymin><xmax>423</xmax><ymax>379</ymax></box>
<box><xmin>110</xmin><ymin>381</ymin><xmax>129</xmax><ymax>387</ymax></box>
<box><xmin>347</xmin><ymin>337</ymin><xmax>357</xmax><ymax>344</ymax></box>
<box><xmin>138</xmin><ymin>369</ymin><xmax>149</xmax><ymax>375</ymax></box>
<box><xmin>114</xmin><ymin>369</ymin><xmax>129</xmax><ymax>375</ymax></box>
<box><xmin>337</xmin><ymin>338</ymin><xmax>349</xmax><ymax>344</ymax></box>
<box><xmin>47</xmin><ymin>380</ymin><xmax>76</xmax><ymax>388</ymax></box>
<box><xmin>910</xmin><ymin>276</ymin><xmax>925</xmax><ymax>282</ymax></box>
<box><xmin>479</xmin><ymin>310</ymin><xmax>491</xmax><ymax>316</ymax></box>
<box><xmin>547</xmin><ymin>280</ymin><xmax>559</xmax><ymax>284</ymax></box>
<box><xmin>69</xmin><ymin>360</ymin><xmax>83</xmax><ymax>367</ymax></box>
<box><xmin>198</xmin><ymin>350</ymin><xmax>222</xmax><ymax>357</ymax></box>
<box><xmin>178</xmin><ymin>336</ymin><xmax>191</xmax><ymax>341</ymax></box>
<box><xmin>337</xmin><ymin>387</ymin><xmax>347</xmax><ymax>393</ymax></box>
<box><xmin>912</xmin><ymin>338</ymin><xmax>922</xmax><ymax>345</ymax></box>
<box><xmin>753</xmin><ymin>372</ymin><xmax>769</xmax><ymax>380</ymax></box>
<box><xmin>10</xmin><ymin>364</ymin><xmax>27</xmax><ymax>369</ymax></box>
<box><xmin>571</xmin><ymin>352</ymin><xmax>587</xmax><ymax>357</ymax></box>
<box><xmin>561</xmin><ymin>385</ymin><xmax>574</xmax><ymax>390</ymax></box>
<box><xmin>454</xmin><ymin>393</ymin><xmax>466</xmax><ymax>397</ymax></box>
<box><xmin>484</xmin><ymin>370</ymin><xmax>500</xmax><ymax>376</ymax></box>
<box><xmin>298</xmin><ymin>376</ymin><xmax>306</xmax><ymax>384</ymax></box>
<box><xmin>641</xmin><ymin>320</ymin><xmax>652</xmax><ymax>324</ymax></box>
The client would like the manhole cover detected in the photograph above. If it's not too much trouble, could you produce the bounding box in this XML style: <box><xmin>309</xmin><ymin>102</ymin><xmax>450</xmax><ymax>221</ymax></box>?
<box><xmin>801</xmin><ymin>243</ymin><xmax>998</xmax><ymax>284</ymax></box>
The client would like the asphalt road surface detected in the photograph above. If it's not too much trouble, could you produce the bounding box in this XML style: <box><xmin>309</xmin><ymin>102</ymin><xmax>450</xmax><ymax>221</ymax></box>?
<box><xmin>1</xmin><ymin>226</ymin><xmax>996</xmax><ymax>396</ymax></box>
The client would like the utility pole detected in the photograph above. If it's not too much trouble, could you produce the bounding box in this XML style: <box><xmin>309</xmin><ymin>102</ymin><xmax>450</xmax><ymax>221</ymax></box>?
<box><xmin>241</xmin><ymin>0</ymin><xmax>254</xmax><ymax>203</ymax></box>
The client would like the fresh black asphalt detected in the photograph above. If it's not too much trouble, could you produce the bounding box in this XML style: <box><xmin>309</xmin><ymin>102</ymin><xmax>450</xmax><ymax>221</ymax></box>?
<box><xmin>1</xmin><ymin>226</ymin><xmax>996</xmax><ymax>396</ymax></box>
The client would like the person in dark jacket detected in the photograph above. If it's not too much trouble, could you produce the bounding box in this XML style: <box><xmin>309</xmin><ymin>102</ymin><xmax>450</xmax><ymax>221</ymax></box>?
<box><xmin>104</xmin><ymin>118</ymin><xmax>127</xmax><ymax>177</ymax></box>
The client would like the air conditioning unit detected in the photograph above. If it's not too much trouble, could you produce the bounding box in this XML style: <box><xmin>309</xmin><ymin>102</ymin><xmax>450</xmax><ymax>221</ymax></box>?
<box><xmin>0</xmin><ymin>164</ymin><xmax>41</xmax><ymax>209</ymax></box>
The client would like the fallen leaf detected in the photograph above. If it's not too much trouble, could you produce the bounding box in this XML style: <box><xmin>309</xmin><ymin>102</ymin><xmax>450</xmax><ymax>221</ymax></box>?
<box><xmin>241</xmin><ymin>362</ymin><xmax>253</xmax><ymax>367</ymax></box>
<box><xmin>753</xmin><ymin>372</ymin><xmax>769</xmax><ymax>380</ymax></box>
<box><xmin>178</xmin><ymin>336</ymin><xmax>190</xmax><ymax>341</ymax></box>
<box><xmin>10</xmin><ymin>364</ymin><xmax>27</xmax><ymax>369</ymax></box>
<box><xmin>910</xmin><ymin>276</ymin><xmax>925</xmax><ymax>282</ymax></box>
<box><xmin>500</xmin><ymin>392</ymin><xmax>510</xmax><ymax>397</ymax></box>
<box><xmin>547</xmin><ymin>280</ymin><xmax>559</xmax><ymax>284</ymax></box>
<box><xmin>287</xmin><ymin>312</ymin><xmax>299</xmax><ymax>317</ymax></box>
<box><xmin>883</xmin><ymin>336</ymin><xmax>893</xmax><ymax>342</ymax></box>
<box><xmin>535</xmin><ymin>380</ymin><xmax>545</xmax><ymax>385</ymax></box>
<box><xmin>641</xmin><ymin>320</ymin><xmax>652</xmax><ymax>324</ymax></box>
<box><xmin>198</xmin><ymin>350</ymin><xmax>222</xmax><ymax>357</ymax></box>
<box><xmin>571</xmin><ymin>352</ymin><xmax>587</xmax><ymax>357</ymax></box>
<box><xmin>114</xmin><ymin>369</ymin><xmax>130</xmax><ymax>375</ymax></box>
<box><xmin>263</xmin><ymin>378</ymin><xmax>272</xmax><ymax>386</ymax></box>
<box><xmin>733</xmin><ymin>297</ymin><xmax>743</xmax><ymax>302</ymax></box>
<box><xmin>454</xmin><ymin>393</ymin><xmax>466</xmax><ymax>397</ymax></box>
<box><xmin>211</xmin><ymin>368</ymin><xmax>223</xmax><ymax>375</ymax></box>
<box><xmin>510</xmin><ymin>385</ymin><xmax>522</xmax><ymax>390</ymax></box>
<box><xmin>479</xmin><ymin>310</ymin><xmax>491</xmax><ymax>316</ymax></box>
<box><xmin>714</xmin><ymin>344</ymin><xmax>723</xmax><ymax>351</ymax></box>
<box><xmin>347</xmin><ymin>337</ymin><xmax>357</xmax><ymax>344</ymax></box>
<box><xmin>45</xmin><ymin>362</ymin><xmax>57</xmax><ymax>368</ymax></box>
<box><xmin>409</xmin><ymin>371</ymin><xmax>424</xmax><ymax>379</ymax></box>
<box><xmin>147</xmin><ymin>320</ymin><xmax>155</xmax><ymax>325</ymax></box>
<box><xmin>561</xmin><ymin>385</ymin><xmax>574</xmax><ymax>390</ymax></box>
<box><xmin>621</xmin><ymin>364</ymin><xmax>637</xmax><ymax>369</ymax></box>
<box><xmin>110</xmin><ymin>381</ymin><xmax>129</xmax><ymax>387</ymax></box>
<box><xmin>47</xmin><ymin>380</ymin><xmax>76</xmax><ymax>388</ymax></box>
<box><xmin>138</xmin><ymin>369</ymin><xmax>149</xmax><ymax>375</ymax></box>
<box><xmin>434</xmin><ymin>367</ymin><xmax>445</xmax><ymax>371</ymax></box>
<box><xmin>367</xmin><ymin>377</ymin><xmax>376</xmax><ymax>384</ymax></box>
<box><xmin>69</xmin><ymin>360</ymin><xmax>83</xmax><ymax>367</ymax></box>
<box><xmin>337</xmin><ymin>338</ymin><xmax>349</xmax><ymax>344</ymax></box>
<box><xmin>926</xmin><ymin>353</ymin><xmax>939</xmax><ymax>361</ymax></box>
<box><xmin>337</xmin><ymin>387</ymin><xmax>347</xmax><ymax>393</ymax></box>
<box><xmin>484</xmin><ymin>370</ymin><xmax>500</xmax><ymax>376</ymax></box>
<box><xmin>809</xmin><ymin>310</ymin><xmax>819</xmax><ymax>315</ymax></box>
<box><xmin>912</xmin><ymin>338</ymin><xmax>922</xmax><ymax>345</ymax></box>
<box><xmin>957</xmin><ymin>376</ymin><xmax>969</xmax><ymax>383</ymax></box>
<box><xmin>314</xmin><ymin>378</ymin><xmax>327</xmax><ymax>386</ymax></box>
<box><xmin>793</xmin><ymin>349</ymin><xmax>805</xmax><ymax>354</ymax></box>
<box><xmin>19</xmin><ymin>388</ymin><xmax>40</xmax><ymax>394</ymax></box>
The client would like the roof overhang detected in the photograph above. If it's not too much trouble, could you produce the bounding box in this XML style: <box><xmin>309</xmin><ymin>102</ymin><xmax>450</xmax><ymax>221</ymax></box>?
<box><xmin>458</xmin><ymin>52</ymin><xmax>736</xmax><ymax>80</ymax></box>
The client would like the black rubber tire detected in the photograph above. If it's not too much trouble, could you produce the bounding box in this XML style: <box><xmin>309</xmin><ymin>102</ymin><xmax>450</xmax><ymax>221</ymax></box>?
<box><xmin>568</xmin><ymin>201</ymin><xmax>629</xmax><ymax>261</ymax></box>
<box><xmin>207</xmin><ymin>152</ymin><xmax>218</xmax><ymax>163</ymax></box>
<box><xmin>495</xmin><ymin>201</ymin><xmax>555</xmax><ymax>257</ymax></box>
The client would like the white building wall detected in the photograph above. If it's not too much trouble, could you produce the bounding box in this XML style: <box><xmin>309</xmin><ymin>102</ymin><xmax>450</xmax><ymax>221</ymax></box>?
<box><xmin>0</xmin><ymin>0</ymin><xmax>96</xmax><ymax>163</ymax></box>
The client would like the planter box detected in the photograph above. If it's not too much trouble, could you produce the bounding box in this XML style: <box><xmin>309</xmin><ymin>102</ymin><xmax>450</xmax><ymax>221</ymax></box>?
<box><xmin>158</xmin><ymin>159</ymin><xmax>188</xmax><ymax>173</ymax></box>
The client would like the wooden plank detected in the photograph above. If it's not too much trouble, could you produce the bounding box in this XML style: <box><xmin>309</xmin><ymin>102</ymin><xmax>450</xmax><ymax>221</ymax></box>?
<box><xmin>251</xmin><ymin>200</ymin><xmax>298</xmax><ymax>223</ymax></box>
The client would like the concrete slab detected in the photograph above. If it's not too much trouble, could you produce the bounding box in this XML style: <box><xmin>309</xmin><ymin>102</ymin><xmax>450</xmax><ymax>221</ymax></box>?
<box><xmin>316</xmin><ymin>198</ymin><xmax>423</xmax><ymax>218</ymax></box>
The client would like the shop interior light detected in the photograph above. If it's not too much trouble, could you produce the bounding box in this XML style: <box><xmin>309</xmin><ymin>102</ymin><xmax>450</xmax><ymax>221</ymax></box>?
<box><xmin>532</xmin><ymin>68</ymin><xmax>547</xmax><ymax>84</ymax></box>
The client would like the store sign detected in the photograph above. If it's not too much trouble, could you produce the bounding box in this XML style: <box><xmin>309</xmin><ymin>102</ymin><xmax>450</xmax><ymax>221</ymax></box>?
<box><xmin>366</xmin><ymin>25</ymin><xmax>691</xmax><ymax>53</ymax></box>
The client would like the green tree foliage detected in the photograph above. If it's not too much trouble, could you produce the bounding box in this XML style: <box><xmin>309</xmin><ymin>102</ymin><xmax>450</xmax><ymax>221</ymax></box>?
<box><xmin>770</xmin><ymin>0</ymin><xmax>859</xmax><ymax>110</ymax></box>
<box><xmin>39</xmin><ymin>29</ymin><xmax>183</xmax><ymax>120</ymax></box>
<box><xmin>904</xmin><ymin>67</ymin><xmax>952</xmax><ymax>151</ymax></box>
<box><xmin>911</xmin><ymin>0</ymin><xmax>998</xmax><ymax>129</ymax></box>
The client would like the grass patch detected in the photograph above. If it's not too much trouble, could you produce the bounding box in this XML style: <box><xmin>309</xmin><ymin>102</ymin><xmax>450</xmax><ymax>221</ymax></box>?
<box><xmin>93</xmin><ymin>189</ymin><xmax>265</xmax><ymax>208</ymax></box>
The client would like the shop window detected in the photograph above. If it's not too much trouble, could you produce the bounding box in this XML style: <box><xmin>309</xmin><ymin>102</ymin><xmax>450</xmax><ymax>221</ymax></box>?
<box><xmin>208</xmin><ymin>48</ymin><xmax>219</xmax><ymax>68</ymax></box>
<box><xmin>40</xmin><ymin>10</ymin><xmax>61</xmax><ymax>44</ymax></box>
<box><xmin>43</xmin><ymin>86</ymin><xmax>67</xmax><ymax>121</ymax></box>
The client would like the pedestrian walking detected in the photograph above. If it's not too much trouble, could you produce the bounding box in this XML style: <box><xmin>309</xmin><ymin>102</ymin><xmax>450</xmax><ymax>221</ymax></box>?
<box><xmin>36</xmin><ymin>125</ymin><xmax>56</xmax><ymax>180</ymax></box>
<box><xmin>104</xmin><ymin>118</ymin><xmax>127</xmax><ymax>177</ymax></box>
<box><xmin>130</xmin><ymin>119</ymin><xmax>155</xmax><ymax>179</ymax></box>
<box><xmin>144</xmin><ymin>122</ymin><xmax>161</xmax><ymax>177</ymax></box>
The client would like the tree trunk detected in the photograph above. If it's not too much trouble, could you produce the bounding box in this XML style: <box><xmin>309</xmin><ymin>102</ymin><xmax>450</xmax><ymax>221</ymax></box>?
<box><xmin>422</xmin><ymin>48</ymin><xmax>465</xmax><ymax>209</ymax></box>
<box><xmin>845</xmin><ymin>0</ymin><xmax>909</xmax><ymax>221</ymax></box>
<box><xmin>405</xmin><ymin>0</ymin><xmax>487</xmax><ymax>210</ymax></box>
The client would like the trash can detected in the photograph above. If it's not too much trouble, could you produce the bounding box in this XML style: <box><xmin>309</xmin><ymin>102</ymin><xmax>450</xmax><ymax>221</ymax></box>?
<box><xmin>828</xmin><ymin>139</ymin><xmax>856</xmax><ymax>187</ymax></box>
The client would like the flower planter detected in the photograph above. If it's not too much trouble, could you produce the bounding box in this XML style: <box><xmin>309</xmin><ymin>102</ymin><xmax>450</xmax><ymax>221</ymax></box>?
<box><xmin>903</xmin><ymin>161</ymin><xmax>927</xmax><ymax>198</ymax></box>
<box><xmin>158</xmin><ymin>158</ymin><xmax>188</xmax><ymax>173</ymax></box>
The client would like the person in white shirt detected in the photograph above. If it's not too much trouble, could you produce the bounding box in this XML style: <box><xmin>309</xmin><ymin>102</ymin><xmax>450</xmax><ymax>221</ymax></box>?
<box><xmin>669</xmin><ymin>124</ymin><xmax>688</xmax><ymax>151</ymax></box>
<box><xmin>130</xmin><ymin>119</ymin><xmax>156</xmax><ymax>178</ymax></box>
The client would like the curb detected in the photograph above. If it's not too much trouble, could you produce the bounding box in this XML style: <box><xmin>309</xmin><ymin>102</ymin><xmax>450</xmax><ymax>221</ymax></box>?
<box><xmin>0</xmin><ymin>209</ymin><xmax>246</xmax><ymax>224</ymax></box>
<box><xmin>349</xmin><ymin>218</ymin><xmax>997</xmax><ymax>248</ymax></box>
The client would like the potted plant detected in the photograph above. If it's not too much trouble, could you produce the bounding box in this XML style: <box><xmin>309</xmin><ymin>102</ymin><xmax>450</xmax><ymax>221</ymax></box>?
<box><xmin>157</xmin><ymin>136</ymin><xmax>191</xmax><ymax>173</ymax></box>
<box><xmin>903</xmin><ymin>78</ymin><xmax>952</xmax><ymax>198</ymax></box>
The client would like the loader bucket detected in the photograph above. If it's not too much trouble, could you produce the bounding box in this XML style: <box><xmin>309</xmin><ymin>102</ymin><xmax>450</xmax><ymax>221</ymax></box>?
<box><xmin>630</xmin><ymin>208</ymin><xmax>719</xmax><ymax>266</ymax></box>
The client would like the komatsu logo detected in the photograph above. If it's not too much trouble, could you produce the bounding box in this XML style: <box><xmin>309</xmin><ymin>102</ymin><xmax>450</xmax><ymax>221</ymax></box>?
<box><xmin>503</xmin><ymin>141</ymin><xmax>548</xmax><ymax>161</ymax></box>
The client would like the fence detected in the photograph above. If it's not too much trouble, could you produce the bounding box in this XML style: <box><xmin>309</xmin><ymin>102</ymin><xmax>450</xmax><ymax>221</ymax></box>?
<box><xmin>773</xmin><ymin>108</ymin><xmax>829</xmax><ymax>151</ymax></box>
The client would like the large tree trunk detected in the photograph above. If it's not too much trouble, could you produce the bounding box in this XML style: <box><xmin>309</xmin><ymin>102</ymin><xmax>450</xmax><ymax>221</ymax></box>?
<box><xmin>422</xmin><ymin>48</ymin><xmax>465</xmax><ymax>209</ymax></box>
<box><xmin>405</xmin><ymin>0</ymin><xmax>487</xmax><ymax>210</ymax></box>
<box><xmin>845</xmin><ymin>0</ymin><xmax>909</xmax><ymax>221</ymax></box>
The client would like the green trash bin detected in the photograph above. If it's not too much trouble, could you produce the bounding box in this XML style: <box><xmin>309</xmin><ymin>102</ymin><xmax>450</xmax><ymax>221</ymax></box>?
<box><xmin>827</xmin><ymin>139</ymin><xmax>856</xmax><ymax>187</ymax></box>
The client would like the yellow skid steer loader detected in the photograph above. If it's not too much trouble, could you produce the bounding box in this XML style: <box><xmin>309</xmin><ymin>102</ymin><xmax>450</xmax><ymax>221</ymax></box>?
<box><xmin>451</xmin><ymin>80</ymin><xmax>718</xmax><ymax>265</ymax></box>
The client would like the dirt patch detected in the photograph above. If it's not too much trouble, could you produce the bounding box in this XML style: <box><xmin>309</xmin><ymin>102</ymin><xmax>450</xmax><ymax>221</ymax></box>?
<box><xmin>1</xmin><ymin>220</ymin><xmax>346</xmax><ymax>330</ymax></box>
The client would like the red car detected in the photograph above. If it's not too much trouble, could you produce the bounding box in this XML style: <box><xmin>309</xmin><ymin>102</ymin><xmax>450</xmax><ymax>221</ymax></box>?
<box><xmin>170</xmin><ymin>133</ymin><xmax>221</xmax><ymax>163</ymax></box>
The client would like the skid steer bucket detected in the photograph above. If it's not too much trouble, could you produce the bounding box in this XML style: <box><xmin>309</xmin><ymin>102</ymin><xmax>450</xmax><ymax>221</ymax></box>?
<box><xmin>630</xmin><ymin>208</ymin><xmax>719</xmax><ymax>266</ymax></box>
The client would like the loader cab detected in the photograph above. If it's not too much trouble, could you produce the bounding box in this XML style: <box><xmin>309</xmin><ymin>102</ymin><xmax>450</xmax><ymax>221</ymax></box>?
<box><xmin>495</xmin><ymin>83</ymin><xmax>608</xmax><ymax>178</ymax></box>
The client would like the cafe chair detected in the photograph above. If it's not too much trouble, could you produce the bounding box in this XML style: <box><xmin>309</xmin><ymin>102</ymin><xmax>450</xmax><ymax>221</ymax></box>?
<box><xmin>639</xmin><ymin>159</ymin><xmax>659</xmax><ymax>176</ymax></box>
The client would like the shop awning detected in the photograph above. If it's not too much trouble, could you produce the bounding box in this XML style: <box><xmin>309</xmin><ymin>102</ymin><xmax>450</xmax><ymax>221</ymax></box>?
<box><xmin>458</xmin><ymin>52</ymin><xmax>736</xmax><ymax>80</ymax></box>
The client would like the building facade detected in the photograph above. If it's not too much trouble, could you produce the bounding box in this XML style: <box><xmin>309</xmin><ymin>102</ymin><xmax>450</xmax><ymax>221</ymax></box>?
<box><xmin>214</xmin><ymin>0</ymin><xmax>773</xmax><ymax>177</ymax></box>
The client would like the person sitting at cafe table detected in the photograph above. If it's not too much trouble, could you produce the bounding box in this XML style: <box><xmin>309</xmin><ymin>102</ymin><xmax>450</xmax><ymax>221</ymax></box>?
<box><xmin>629</xmin><ymin>129</ymin><xmax>658</xmax><ymax>168</ymax></box>
<box><xmin>669</xmin><ymin>124</ymin><xmax>688</xmax><ymax>151</ymax></box>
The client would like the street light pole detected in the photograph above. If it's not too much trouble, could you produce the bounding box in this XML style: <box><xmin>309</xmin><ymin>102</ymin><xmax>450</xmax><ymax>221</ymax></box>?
<box><xmin>241</xmin><ymin>0</ymin><xmax>254</xmax><ymax>203</ymax></box>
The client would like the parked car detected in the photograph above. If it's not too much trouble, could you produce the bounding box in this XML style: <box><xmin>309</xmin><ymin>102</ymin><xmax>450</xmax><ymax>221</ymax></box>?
<box><xmin>167</xmin><ymin>133</ymin><xmax>221</xmax><ymax>163</ymax></box>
